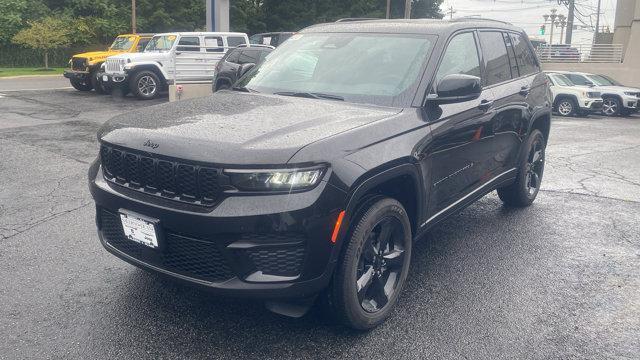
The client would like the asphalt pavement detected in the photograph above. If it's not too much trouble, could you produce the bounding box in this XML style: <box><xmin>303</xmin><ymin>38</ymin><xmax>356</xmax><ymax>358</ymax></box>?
<box><xmin>0</xmin><ymin>87</ymin><xmax>638</xmax><ymax>359</ymax></box>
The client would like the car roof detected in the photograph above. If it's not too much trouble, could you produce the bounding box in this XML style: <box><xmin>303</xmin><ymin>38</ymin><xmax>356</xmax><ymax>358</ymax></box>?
<box><xmin>153</xmin><ymin>32</ymin><xmax>247</xmax><ymax>37</ymax></box>
<box><xmin>300</xmin><ymin>18</ymin><xmax>523</xmax><ymax>35</ymax></box>
<box><xmin>118</xmin><ymin>33</ymin><xmax>154</xmax><ymax>37</ymax></box>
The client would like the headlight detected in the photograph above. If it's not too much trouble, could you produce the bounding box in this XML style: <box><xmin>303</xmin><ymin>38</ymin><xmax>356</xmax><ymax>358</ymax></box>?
<box><xmin>624</xmin><ymin>92</ymin><xmax>636</xmax><ymax>96</ymax></box>
<box><xmin>225</xmin><ymin>167</ymin><xmax>325</xmax><ymax>191</ymax></box>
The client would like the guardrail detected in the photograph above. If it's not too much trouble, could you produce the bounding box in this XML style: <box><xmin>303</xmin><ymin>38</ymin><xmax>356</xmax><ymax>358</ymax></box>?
<box><xmin>537</xmin><ymin>44</ymin><xmax>623</xmax><ymax>63</ymax></box>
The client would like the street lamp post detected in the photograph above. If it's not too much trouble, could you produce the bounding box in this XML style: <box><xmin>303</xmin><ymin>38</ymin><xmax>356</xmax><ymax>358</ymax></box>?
<box><xmin>556</xmin><ymin>14</ymin><xmax>567</xmax><ymax>44</ymax></box>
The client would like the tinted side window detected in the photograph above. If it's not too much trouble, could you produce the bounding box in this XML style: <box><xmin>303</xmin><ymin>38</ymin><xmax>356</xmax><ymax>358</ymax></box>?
<box><xmin>177</xmin><ymin>37</ymin><xmax>200</xmax><ymax>52</ymax></box>
<box><xmin>227</xmin><ymin>36</ymin><xmax>247</xmax><ymax>47</ymax></box>
<box><xmin>435</xmin><ymin>32</ymin><xmax>481</xmax><ymax>85</ymax></box>
<box><xmin>204</xmin><ymin>36</ymin><xmax>223</xmax><ymax>52</ymax></box>
<box><xmin>238</xmin><ymin>49</ymin><xmax>260</xmax><ymax>64</ymax></box>
<box><xmin>503</xmin><ymin>33</ymin><xmax>519</xmax><ymax>78</ymax></box>
<box><xmin>225</xmin><ymin>49</ymin><xmax>241</xmax><ymax>63</ymax></box>
<box><xmin>510</xmin><ymin>33</ymin><xmax>539</xmax><ymax>76</ymax></box>
<box><xmin>565</xmin><ymin>74</ymin><xmax>590</xmax><ymax>86</ymax></box>
<box><xmin>478</xmin><ymin>31</ymin><xmax>512</xmax><ymax>86</ymax></box>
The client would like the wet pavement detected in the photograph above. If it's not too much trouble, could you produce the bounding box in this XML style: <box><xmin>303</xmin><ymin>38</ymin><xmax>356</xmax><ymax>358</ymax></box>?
<box><xmin>0</xmin><ymin>89</ymin><xmax>638</xmax><ymax>359</ymax></box>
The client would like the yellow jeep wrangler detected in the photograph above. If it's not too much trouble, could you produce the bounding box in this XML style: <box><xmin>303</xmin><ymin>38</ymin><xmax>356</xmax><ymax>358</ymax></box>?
<box><xmin>64</xmin><ymin>34</ymin><xmax>153</xmax><ymax>94</ymax></box>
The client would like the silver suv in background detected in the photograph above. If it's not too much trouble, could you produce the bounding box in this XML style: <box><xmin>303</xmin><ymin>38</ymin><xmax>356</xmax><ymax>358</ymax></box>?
<box><xmin>557</xmin><ymin>71</ymin><xmax>640</xmax><ymax>116</ymax></box>
<box><xmin>100</xmin><ymin>32</ymin><xmax>249</xmax><ymax>99</ymax></box>
<box><xmin>545</xmin><ymin>72</ymin><xmax>602</xmax><ymax>117</ymax></box>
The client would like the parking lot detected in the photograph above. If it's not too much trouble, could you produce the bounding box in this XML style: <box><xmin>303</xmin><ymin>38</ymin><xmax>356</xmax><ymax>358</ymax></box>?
<box><xmin>1</xmin><ymin>80</ymin><xmax>639</xmax><ymax>359</ymax></box>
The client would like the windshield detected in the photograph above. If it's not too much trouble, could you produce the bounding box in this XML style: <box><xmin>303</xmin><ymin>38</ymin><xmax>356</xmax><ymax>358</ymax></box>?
<box><xmin>588</xmin><ymin>74</ymin><xmax>619</xmax><ymax>86</ymax></box>
<box><xmin>110</xmin><ymin>36</ymin><xmax>135</xmax><ymax>51</ymax></box>
<box><xmin>145</xmin><ymin>35</ymin><xmax>177</xmax><ymax>52</ymax></box>
<box><xmin>549</xmin><ymin>74</ymin><xmax>574</xmax><ymax>86</ymax></box>
<box><xmin>236</xmin><ymin>32</ymin><xmax>436</xmax><ymax>107</ymax></box>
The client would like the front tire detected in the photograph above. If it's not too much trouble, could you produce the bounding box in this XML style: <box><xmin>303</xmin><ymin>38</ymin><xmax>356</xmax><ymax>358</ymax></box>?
<box><xmin>602</xmin><ymin>97</ymin><xmax>621</xmax><ymax>116</ymax></box>
<box><xmin>497</xmin><ymin>129</ymin><xmax>546</xmax><ymax>207</ymax></box>
<box><xmin>556</xmin><ymin>98</ymin><xmax>576</xmax><ymax>117</ymax></box>
<box><xmin>130</xmin><ymin>70</ymin><xmax>160</xmax><ymax>100</ymax></box>
<box><xmin>328</xmin><ymin>198</ymin><xmax>412</xmax><ymax>330</ymax></box>
<box><xmin>70</xmin><ymin>77</ymin><xmax>93</xmax><ymax>91</ymax></box>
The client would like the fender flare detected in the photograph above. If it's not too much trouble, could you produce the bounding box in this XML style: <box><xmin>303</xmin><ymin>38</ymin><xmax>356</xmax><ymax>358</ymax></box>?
<box><xmin>332</xmin><ymin>162</ymin><xmax>425</xmax><ymax>252</ymax></box>
<box><xmin>553</xmin><ymin>93</ymin><xmax>579</xmax><ymax>108</ymax></box>
<box><xmin>125</xmin><ymin>62</ymin><xmax>169</xmax><ymax>83</ymax></box>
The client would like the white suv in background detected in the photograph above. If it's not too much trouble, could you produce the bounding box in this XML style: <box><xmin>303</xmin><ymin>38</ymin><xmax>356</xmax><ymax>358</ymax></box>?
<box><xmin>545</xmin><ymin>72</ymin><xmax>603</xmax><ymax>117</ymax></box>
<box><xmin>100</xmin><ymin>32</ymin><xmax>249</xmax><ymax>99</ymax></box>
<box><xmin>557</xmin><ymin>71</ymin><xmax>640</xmax><ymax>116</ymax></box>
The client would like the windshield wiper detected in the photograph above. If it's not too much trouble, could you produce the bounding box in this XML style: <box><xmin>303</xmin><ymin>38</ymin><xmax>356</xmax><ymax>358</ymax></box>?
<box><xmin>232</xmin><ymin>85</ymin><xmax>258</xmax><ymax>93</ymax></box>
<box><xmin>273</xmin><ymin>91</ymin><xmax>344</xmax><ymax>101</ymax></box>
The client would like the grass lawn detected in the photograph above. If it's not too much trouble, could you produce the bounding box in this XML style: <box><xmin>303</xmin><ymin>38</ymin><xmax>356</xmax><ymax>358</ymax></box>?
<box><xmin>0</xmin><ymin>67</ymin><xmax>65</xmax><ymax>78</ymax></box>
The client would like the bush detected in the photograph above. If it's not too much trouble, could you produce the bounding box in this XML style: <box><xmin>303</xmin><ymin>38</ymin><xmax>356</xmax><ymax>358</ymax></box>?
<box><xmin>0</xmin><ymin>44</ymin><xmax>108</xmax><ymax>67</ymax></box>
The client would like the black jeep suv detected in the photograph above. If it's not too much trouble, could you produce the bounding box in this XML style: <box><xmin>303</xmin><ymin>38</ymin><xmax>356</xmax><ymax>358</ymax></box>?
<box><xmin>212</xmin><ymin>44</ymin><xmax>274</xmax><ymax>92</ymax></box>
<box><xmin>89</xmin><ymin>19</ymin><xmax>551</xmax><ymax>329</ymax></box>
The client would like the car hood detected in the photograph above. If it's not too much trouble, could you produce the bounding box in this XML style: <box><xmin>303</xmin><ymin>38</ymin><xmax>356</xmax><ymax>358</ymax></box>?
<box><xmin>593</xmin><ymin>85</ymin><xmax>640</xmax><ymax>93</ymax></box>
<box><xmin>108</xmin><ymin>52</ymin><xmax>167</xmax><ymax>62</ymax></box>
<box><xmin>73</xmin><ymin>50</ymin><xmax>124</xmax><ymax>61</ymax></box>
<box><xmin>98</xmin><ymin>91</ymin><xmax>401</xmax><ymax>165</ymax></box>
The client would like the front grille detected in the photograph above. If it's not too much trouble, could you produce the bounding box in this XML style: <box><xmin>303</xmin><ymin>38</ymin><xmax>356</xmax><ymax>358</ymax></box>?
<box><xmin>72</xmin><ymin>58</ymin><xmax>87</xmax><ymax>71</ymax></box>
<box><xmin>105</xmin><ymin>58</ymin><xmax>126</xmax><ymax>73</ymax></box>
<box><xmin>100</xmin><ymin>209</ymin><xmax>234</xmax><ymax>282</ymax></box>
<box><xmin>587</xmin><ymin>92</ymin><xmax>601</xmax><ymax>98</ymax></box>
<box><xmin>100</xmin><ymin>144</ymin><xmax>222</xmax><ymax>206</ymax></box>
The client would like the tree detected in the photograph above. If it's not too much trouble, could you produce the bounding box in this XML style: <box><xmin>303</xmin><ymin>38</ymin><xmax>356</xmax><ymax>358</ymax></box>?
<box><xmin>12</xmin><ymin>16</ymin><xmax>71</xmax><ymax>68</ymax></box>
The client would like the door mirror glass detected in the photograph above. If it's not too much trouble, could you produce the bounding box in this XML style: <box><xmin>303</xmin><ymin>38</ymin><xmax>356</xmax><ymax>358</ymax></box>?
<box><xmin>428</xmin><ymin>74</ymin><xmax>482</xmax><ymax>104</ymax></box>
<box><xmin>238</xmin><ymin>63</ymin><xmax>256</xmax><ymax>78</ymax></box>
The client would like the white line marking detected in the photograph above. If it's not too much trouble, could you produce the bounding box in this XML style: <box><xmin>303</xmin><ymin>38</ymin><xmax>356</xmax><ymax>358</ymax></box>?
<box><xmin>0</xmin><ymin>87</ymin><xmax>73</xmax><ymax>92</ymax></box>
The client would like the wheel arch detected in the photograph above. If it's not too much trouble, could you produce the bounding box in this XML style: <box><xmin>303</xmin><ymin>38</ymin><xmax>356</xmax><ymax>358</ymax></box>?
<box><xmin>342</xmin><ymin>163</ymin><xmax>424</xmax><ymax>242</ymax></box>
<box><xmin>529</xmin><ymin>112</ymin><xmax>551</xmax><ymax>143</ymax></box>
<box><xmin>553</xmin><ymin>93</ymin><xmax>578</xmax><ymax>108</ymax></box>
<box><xmin>127</xmin><ymin>64</ymin><xmax>167</xmax><ymax>85</ymax></box>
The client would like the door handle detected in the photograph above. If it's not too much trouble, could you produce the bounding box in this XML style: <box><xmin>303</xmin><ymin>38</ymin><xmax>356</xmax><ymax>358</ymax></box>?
<box><xmin>520</xmin><ymin>86</ymin><xmax>531</xmax><ymax>96</ymax></box>
<box><xmin>478</xmin><ymin>99</ymin><xmax>494</xmax><ymax>110</ymax></box>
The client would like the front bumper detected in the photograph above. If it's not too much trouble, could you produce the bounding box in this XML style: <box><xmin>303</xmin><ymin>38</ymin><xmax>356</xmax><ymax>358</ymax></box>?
<box><xmin>579</xmin><ymin>98</ymin><xmax>603</xmax><ymax>112</ymax></box>
<box><xmin>89</xmin><ymin>160</ymin><xmax>347</xmax><ymax>299</ymax></box>
<box><xmin>621</xmin><ymin>96</ymin><xmax>638</xmax><ymax>109</ymax></box>
<box><xmin>98</xmin><ymin>72</ymin><xmax>128</xmax><ymax>89</ymax></box>
<box><xmin>63</xmin><ymin>70</ymin><xmax>89</xmax><ymax>81</ymax></box>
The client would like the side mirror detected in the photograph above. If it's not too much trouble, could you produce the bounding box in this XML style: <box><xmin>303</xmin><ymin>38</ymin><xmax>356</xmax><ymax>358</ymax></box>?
<box><xmin>237</xmin><ymin>63</ymin><xmax>256</xmax><ymax>78</ymax></box>
<box><xmin>585</xmin><ymin>81</ymin><xmax>595</xmax><ymax>87</ymax></box>
<box><xmin>427</xmin><ymin>74</ymin><xmax>482</xmax><ymax>104</ymax></box>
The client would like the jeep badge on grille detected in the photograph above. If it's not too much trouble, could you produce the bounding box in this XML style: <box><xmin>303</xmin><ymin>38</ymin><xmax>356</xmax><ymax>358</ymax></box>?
<box><xmin>143</xmin><ymin>140</ymin><xmax>159</xmax><ymax>149</ymax></box>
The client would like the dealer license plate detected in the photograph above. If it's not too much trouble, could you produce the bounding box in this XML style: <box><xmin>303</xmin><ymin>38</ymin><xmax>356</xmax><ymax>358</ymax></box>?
<box><xmin>119</xmin><ymin>211</ymin><xmax>159</xmax><ymax>248</ymax></box>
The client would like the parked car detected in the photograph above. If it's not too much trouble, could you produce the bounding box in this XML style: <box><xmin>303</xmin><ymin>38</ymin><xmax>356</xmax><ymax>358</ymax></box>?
<box><xmin>100</xmin><ymin>32</ymin><xmax>249</xmax><ymax>99</ymax></box>
<box><xmin>89</xmin><ymin>18</ymin><xmax>551</xmax><ymax>329</ymax></box>
<box><xmin>64</xmin><ymin>34</ymin><xmax>153</xmax><ymax>94</ymax></box>
<box><xmin>545</xmin><ymin>72</ymin><xmax>602</xmax><ymax>116</ymax></box>
<box><xmin>249</xmin><ymin>32</ymin><xmax>294</xmax><ymax>47</ymax></box>
<box><xmin>212</xmin><ymin>44</ymin><xmax>274</xmax><ymax>92</ymax></box>
<box><xmin>557</xmin><ymin>71</ymin><xmax>640</xmax><ymax>116</ymax></box>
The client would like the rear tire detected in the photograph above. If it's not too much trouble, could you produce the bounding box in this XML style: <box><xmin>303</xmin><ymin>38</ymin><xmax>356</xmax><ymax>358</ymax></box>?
<box><xmin>130</xmin><ymin>70</ymin><xmax>160</xmax><ymax>100</ymax></box>
<box><xmin>497</xmin><ymin>129</ymin><xmax>546</xmax><ymax>207</ymax></box>
<box><xmin>328</xmin><ymin>197</ymin><xmax>412</xmax><ymax>330</ymax></box>
<box><xmin>70</xmin><ymin>77</ymin><xmax>93</xmax><ymax>91</ymax></box>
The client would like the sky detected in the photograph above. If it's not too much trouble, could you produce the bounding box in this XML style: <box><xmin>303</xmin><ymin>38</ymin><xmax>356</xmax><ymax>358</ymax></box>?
<box><xmin>439</xmin><ymin>0</ymin><xmax>618</xmax><ymax>44</ymax></box>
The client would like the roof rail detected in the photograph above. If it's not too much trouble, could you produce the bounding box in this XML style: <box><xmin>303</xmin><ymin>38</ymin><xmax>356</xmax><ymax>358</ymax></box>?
<box><xmin>450</xmin><ymin>17</ymin><xmax>512</xmax><ymax>25</ymax></box>
<box><xmin>335</xmin><ymin>18</ymin><xmax>380</xmax><ymax>23</ymax></box>
<box><xmin>237</xmin><ymin>43</ymin><xmax>276</xmax><ymax>49</ymax></box>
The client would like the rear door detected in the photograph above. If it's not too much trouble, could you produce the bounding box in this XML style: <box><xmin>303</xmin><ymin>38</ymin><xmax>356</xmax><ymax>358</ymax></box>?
<box><xmin>175</xmin><ymin>35</ymin><xmax>206</xmax><ymax>82</ymax></box>
<box><xmin>426</xmin><ymin>30</ymin><xmax>498</xmax><ymax>217</ymax></box>
<box><xmin>476</xmin><ymin>30</ymin><xmax>527</xmax><ymax>176</ymax></box>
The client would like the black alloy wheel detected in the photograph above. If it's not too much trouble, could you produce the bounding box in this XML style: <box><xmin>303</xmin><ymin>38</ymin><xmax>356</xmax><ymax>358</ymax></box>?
<box><xmin>328</xmin><ymin>197</ymin><xmax>412</xmax><ymax>330</ymax></box>
<box><xmin>497</xmin><ymin>129</ymin><xmax>546</xmax><ymax>207</ymax></box>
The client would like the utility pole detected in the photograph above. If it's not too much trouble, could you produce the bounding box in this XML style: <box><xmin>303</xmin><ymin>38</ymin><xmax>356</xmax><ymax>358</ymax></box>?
<box><xmin>404</xmin><ymin>0</ymin><xmax>412</xmax><ymax>19</ymax></box>
<box><xmin>445</xmin><ymin>5</ymin><xmax>456</xmax><ymax>20</ymax></box>
<box><xmin>131</xmin><ymin>0</ymin><xmax>137</xmax><ymax>34</ymax></box>
<box><xmin>593</xmin><ymin>0</ymin><xmax>602</xmax><ymax>44</ymax></box>
<box><xmin>565</xmin><ymin>0</ymin><xmax>574</xmax><ymax>45</ymax></box>
<box><xmin>386</xmin><ymin>0</ymin><xmax>391</xmax><ymax>19</ymax></box>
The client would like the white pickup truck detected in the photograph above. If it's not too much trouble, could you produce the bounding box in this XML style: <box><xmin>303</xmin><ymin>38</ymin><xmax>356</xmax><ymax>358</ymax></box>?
<box><xmin>99</xmin><ymin>32</ymin><xmax>249</xmax><ymax>99</ymax></box>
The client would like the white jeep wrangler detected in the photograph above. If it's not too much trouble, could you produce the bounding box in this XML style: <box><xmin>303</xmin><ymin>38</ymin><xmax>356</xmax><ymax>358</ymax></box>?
<box><xmin>100</xmin><ymin>32</ymin><xmax>249</xmax><ymax>99</ymax></box>
<box><xmin>545</xmin><ymin>72</ymin><xmax>603</xmax><ymax>117</ymax></box>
